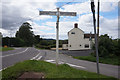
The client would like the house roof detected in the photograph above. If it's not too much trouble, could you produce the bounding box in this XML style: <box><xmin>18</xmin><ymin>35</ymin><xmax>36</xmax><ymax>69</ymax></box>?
<box><xmin>84</xmin><ymin>34</ymin><xmax>95</xmax><ymax>38</ymax></box>
<box><xmin>68</xmin><ymin>27</ymin><xmax>84</xmax><ymax>33</ymax></box>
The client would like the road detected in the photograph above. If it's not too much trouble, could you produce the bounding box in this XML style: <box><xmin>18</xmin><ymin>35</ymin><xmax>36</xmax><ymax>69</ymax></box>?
<box><xmin>1</xmin><ymin>47</ymin><xmax>45</xmax><ymax>70</ymax></box>
<box><xmin>56</xmin><ymin>50</ymin><xmax>94</xmax><ymax>56</ymax></box>
<box><xmin>0</xmin><ymin>47</ymin><xmax>119</xmax><ymax>78</ymax></box>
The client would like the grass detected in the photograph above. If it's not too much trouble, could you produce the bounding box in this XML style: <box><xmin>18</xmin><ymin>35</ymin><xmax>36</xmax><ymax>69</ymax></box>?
<box><xmin>0</xmin><ymin>47</ymin><xmax>14</xmax><ymax>51</ymax></box>
<box><xmin>2</xmin><ymin>60</ymin><xmax>117</xmax><ymax>80</ymax></box>
<box><xmin>73</xmin><ymin>55</ymin><xmax>120</xmax><ymax>65</ymax></box>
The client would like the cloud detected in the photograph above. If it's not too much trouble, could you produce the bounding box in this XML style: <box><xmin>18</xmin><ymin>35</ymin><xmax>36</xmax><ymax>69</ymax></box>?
<box><xmin>1</xmin><ymin>0</ymin><xmax>118</xmax><ymax>39</ymax></box>
<box><xmin>62</xmin><ymin>1</ymin><xmax>91</xmax><ymax>15</ymax></box>
<box><xmin>0</xmin><ymin>28</ymin><xmax>9</xmax><ymax>37</ymax></box>
<box><xmin>2</xmin><ymin>0</ymin><xmax>57</xmax><ymax>30</ymax></box>
<box><xmin>30</xmin><ymin>22</ymin><xmax>53</xmax><ymax>31</ymax></box>
<box><xmin>62</xmin><ymin>1</ymin><xmax>118</xmax><ymax>15</ymax></box>
<box><xmin>43</xmin><ymin>13</ymin><xmax>118</xmax><ymax>39</ymax></box>
<box><xmin>100</xmin><ymin>2</ymin><xmax>118</xmax><ymax>12</ymax></box>
<box><xmin>78</xmin><ymin>13</ymin><xmax>118</xmax><ymax>39</ymax></box>
<box><xmin>1</xmin><ymin>0</ymin><xmax>57</xmax><ymax>2</ymax></box>
<box><xmin>57</xmin><ymin>0</ymin><xmax>119</xmax><ymax>2</ymax></box>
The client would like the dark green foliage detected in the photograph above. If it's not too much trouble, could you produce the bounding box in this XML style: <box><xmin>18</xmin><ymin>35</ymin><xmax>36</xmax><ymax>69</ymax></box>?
<box><xmin>10</xmin><ymin>38</ymin><xmax>25</xmax><ymax>47</ymax></box>
<box><xmin>92</xmin><ymin>34</ymin><xmax>120</xmax><ymax>57</ymax></box>
<box><xmin>99</xmin><ymin>46</ymin><xmax>108</xmax><ymax>57</ymax></box>
<box><xmin>74</xmin><ymin>56</ymin><xmax>120</xmax><ymax>65</ymax></box>
<box><xmin>16</xmin><ymin>22</ymin><xmax>34</xmax><ymax>46</ymax></box>
<box><xmin>34</xmin><ymin>35</ymin><xmax>41</xmax><ymax>44</ymax></box>
<box><xmin>113</xmin><ymin>39</ymin><xmax>120</xmax><ymax>56</ymax></box>
<box><xmin>36</xmin><ymin>44</ymin><xmax>51</xmax><ymax>49</ymax></box>
<box><xmin>35</xmin><ymin>39</ymin><xmax>68</xmax><ymax>49</ymax></box>
<box><xmin>2</xmin><ymin>37</ymin><xmax>25</xmax><ymax>47</ymax></box>
<box><xmin>2</xmin><ymin>37</ymin><xmax>9</xmax><ymax>46</ymax></box>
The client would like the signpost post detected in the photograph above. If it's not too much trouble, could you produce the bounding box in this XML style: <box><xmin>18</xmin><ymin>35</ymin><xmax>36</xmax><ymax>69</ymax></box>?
<box><xmin>39</xmin><ymin>8</ymin><xmax>76</xmax><ymax>65</ymax></box>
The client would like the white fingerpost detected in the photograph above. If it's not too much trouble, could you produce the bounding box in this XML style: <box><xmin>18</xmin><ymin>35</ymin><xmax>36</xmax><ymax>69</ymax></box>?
<box><xmin>56</xmin><ymin>8</ymin><xmax>60</xmax><ymax>65</ymax></box>
<box><xmin>39</xmin><ymin>8</ymin><xmax>76</xmax><ymax>65</ymax></box>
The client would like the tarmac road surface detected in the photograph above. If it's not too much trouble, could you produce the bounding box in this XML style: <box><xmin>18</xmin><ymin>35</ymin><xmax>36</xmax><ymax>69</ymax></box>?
<box><xmin>0</xmin><ymin>47</ymin><xmax>119</xmax><ymax>78</ymax></box>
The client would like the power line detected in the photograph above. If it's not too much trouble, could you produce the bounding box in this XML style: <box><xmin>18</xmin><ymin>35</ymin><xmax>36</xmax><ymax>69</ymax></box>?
<box><xmin>52</xmin><ymin>0</ymin><xmax>75</xmax><ymax>11</ymax></box>
<box><xmin>59</xmin><ymin>0</ymin><xmax>75</xmax><ymax>8</ymax></box>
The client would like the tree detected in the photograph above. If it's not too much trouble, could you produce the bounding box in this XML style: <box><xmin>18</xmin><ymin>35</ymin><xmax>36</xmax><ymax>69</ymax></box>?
<box><xmin>10</xmin><ymin>38</ymin><xmax>25</xmax><ymax>47</ymax></box>
<box><xmin>2</xmin><ymin>37</ymin><xmax>9</xmax><ymax>46</ymax></box>
<box><xmin>16</xmin><ymin>22</ymin><xmax>34</xmax><ymax>46</ymax></box>
<box><xmin>92</xmin><ymin>34</ymin><xmax>119</xmax><ymax>57</ymax></box>
<box><xmin>2</xmin><ymin>37</ymin><xmax>25</xmax><ymax>47</ymax></box>
<box><xmin>34</xmin><ymin>35</ymin><xmax>41</xmax><ymax>44</ymax></box>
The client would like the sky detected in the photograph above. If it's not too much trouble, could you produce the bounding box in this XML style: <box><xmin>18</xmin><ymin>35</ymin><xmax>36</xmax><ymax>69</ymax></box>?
<box><xmin>0</xmin><ymin>0</ymin><xmax>119</xmax><ymax>40</ymax></box>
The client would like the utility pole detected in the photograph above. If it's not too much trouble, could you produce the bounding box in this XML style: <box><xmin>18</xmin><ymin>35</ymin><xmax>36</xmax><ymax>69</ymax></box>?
<box><xmin>91</xmin><ymin>0</ymin><xmax>100</xmax><ymax>74</ymax></box>
<box><xmin>89</xmin><ymin>32</ymin><xmax>92</xmax><ymax>49</ymax></box>
<box><xmin>39</xmin><ymin>8</ymin><xmax>76</xmax><ymax>65</ymax></box>
<box><xmin>97</xmin><ymin>0</ymin><xmax>100</xmax><ymax>39</ymax></box>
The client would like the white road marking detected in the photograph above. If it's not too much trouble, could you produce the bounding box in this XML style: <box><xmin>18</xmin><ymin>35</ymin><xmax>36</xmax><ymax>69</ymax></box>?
<box><xmin>36</xmin><ymin>56</ymin><xmax>42</xmax><ymax>60</ymax></box>
<box><xmin>45</xmin><ymin>59</ymin><xmax>86</xmax><ymax>69</ymax></box>
<box><xmin>30</xmin><ymin>53</ymin><xmax>41</xmax><ymax>60</ymax></box>
<box><xmin>66</xmin><ymin>63</ymin><xmax>86</xmax><ymax>69</ymax></box>
<box><xmin>2</xmin><ymin>48</ymin><xmax>28</xmax><ymax>58</ymax></box>
<box><xmin>0</xmin><ymin>67</ymin><xmax>7</xmax><ymax>72</ymax></box>
<box><xmin>45</xmin><ymin>60</ymin><xmax>55</xmax><ymax>62</ymax></box>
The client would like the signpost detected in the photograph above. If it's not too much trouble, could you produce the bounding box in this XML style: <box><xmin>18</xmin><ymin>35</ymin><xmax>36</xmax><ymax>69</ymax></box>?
<box><xmin>39</xmin><ymin>8</ymin><xmax>76</xmax><ymax>65</ymax></box>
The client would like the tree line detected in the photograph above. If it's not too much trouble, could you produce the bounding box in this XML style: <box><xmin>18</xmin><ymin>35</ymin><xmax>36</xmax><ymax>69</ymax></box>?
<box><xmin>2</xmin><ymin>22</ymin><xmax>120</xmax><ymax>57</ymax></box>
<box><xmin>2</xmin><ymin>22</ymin><xmax>68</xmax><ymax>49</ymax></box>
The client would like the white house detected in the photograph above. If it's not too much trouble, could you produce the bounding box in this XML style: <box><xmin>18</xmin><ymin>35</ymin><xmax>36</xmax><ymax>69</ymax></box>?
<box><xmin>62</xmin><ymin>23</ymin><xmax>94</xmax><ymax>50</ymax></box>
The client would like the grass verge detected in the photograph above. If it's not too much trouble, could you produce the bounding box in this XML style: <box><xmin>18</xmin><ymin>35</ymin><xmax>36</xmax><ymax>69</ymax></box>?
<box><xmin>0</xmin><ymin>47</ymin><xmax>14</xmax><ymax>51</ymax></box>
<box><xmin>73</xmin><ymin>56</ymin><xmax>120</xmax><ymax>65</ymax></box>
<box><xmin>2</xmin><ymin>60</ymin><xmax>117</xmax><ymax>80</ymax></box>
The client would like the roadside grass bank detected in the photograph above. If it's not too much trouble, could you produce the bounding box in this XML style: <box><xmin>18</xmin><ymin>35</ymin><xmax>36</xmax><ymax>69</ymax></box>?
<box><xmin>0</xmin><ymin>47</ymin><xmax>14</xmax><ymax>51</ymax></box>
<box><xmin>2</xmin><ymin>60</ymin><xmax>117</xmax><ymax>80</ymax></box>
<box><xmin>73</xmin><ymin>55</ymin><xmax>120</xmax><ymax>65</ymax></box>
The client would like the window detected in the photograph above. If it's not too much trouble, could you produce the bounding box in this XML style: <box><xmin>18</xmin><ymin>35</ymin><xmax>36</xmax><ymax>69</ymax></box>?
<box><xmin>71</xmin><ymin>32</ymin><xmax>75</xmax><ymax>34</ymax></box>
<box><xmin>80</xmin><ymin>45</ymin><xmax>81</xmax><ymax>46</ymax></box>
<box><xmin>85</xmin><ymin>44</ymin><xmax>89</xmax><ymax>48</ymax></box>
<box><xmin>70</xmin><ymin>45</ymin><xmax>71</xmax><ymax>47</ymax></box>
<box><xmin>66</xmin><ymin>45</ymin><xmax>68</xmax><ymax>47</ymax></box>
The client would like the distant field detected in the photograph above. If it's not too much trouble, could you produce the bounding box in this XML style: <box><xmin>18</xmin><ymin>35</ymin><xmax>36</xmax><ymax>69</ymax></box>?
<box><xmin>0</xmin><ymin>47</ymin><xmax>14</xmax><ymax>51</ymax></box>
<box><xmin>74</xmin><ymin>56</ymin><xmax>120</xmax><ymax>65</ymax></box>
<box><xmin>2</xmin><ymin>60</ymin><xmax>117</xmax><ymax>80</ymax></box>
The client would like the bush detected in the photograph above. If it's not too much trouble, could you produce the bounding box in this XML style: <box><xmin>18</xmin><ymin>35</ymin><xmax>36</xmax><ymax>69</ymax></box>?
<box><xmin>92</xmin><ymin>34</ymin><xmax>119</xmax><ymax>57</ymax></box>
<box><xmin>2</xmin><ymin>37</ymin><xmax>25</xmax><ymax>47</ymax></box>
<box><xmin>35</xmin><ymin>44</ymin><xmax>50</xmax><ymax>49</ymax></box>
<box><xmin>99</xmin><ymin>46</ymin><xmax>108</xmax><ymax>57</ymax></box>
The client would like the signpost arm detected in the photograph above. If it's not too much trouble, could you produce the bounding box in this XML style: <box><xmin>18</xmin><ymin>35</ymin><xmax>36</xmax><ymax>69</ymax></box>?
<box><xmin>56</xmin><ymin>8</ymin><xmax>60</xmax><ymax>65</ymax></box>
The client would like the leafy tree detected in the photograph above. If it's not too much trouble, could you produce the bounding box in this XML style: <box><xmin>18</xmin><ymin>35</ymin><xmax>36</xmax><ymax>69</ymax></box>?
<box><xmin>2</xmin><ymin>37</ymin><xmax>25</xmax><ymax>47</ymax></box>
<box><xmin>10</xmin><ymin>38</ymin><xmax>25</xmax><ymax>47</ymax></box>
<box><xmin>34</xmin><ymin>35</ymin><xmax>41</xmax><ymax>44</ymax></box>
<box><xmin>16</xmin><ymin>22</ymin><xmax>34</xmax><ymax>46</ymax></box>
<box><xmin>92</xmin><ymin>34</ymin><xmax>119</xmax><ymax>57</ymax></box>
<box><xmin>2</xmin><ymin>37</ymin><xmax>10</xmax><ymax>46</ymax></box>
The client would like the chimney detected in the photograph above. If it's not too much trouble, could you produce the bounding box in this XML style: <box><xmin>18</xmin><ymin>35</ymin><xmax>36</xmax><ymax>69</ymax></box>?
<box><xmin>74</xmin><ymin>23</ymin><xmax>78</xmax><ymax>28</ymax></box>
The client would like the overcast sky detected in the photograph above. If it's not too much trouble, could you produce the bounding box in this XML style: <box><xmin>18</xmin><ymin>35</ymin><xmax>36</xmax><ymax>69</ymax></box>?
<box><xmin>0</xmin><ymin>0</ymin><xmax>119</xmax><ymax>39</ymax></box>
